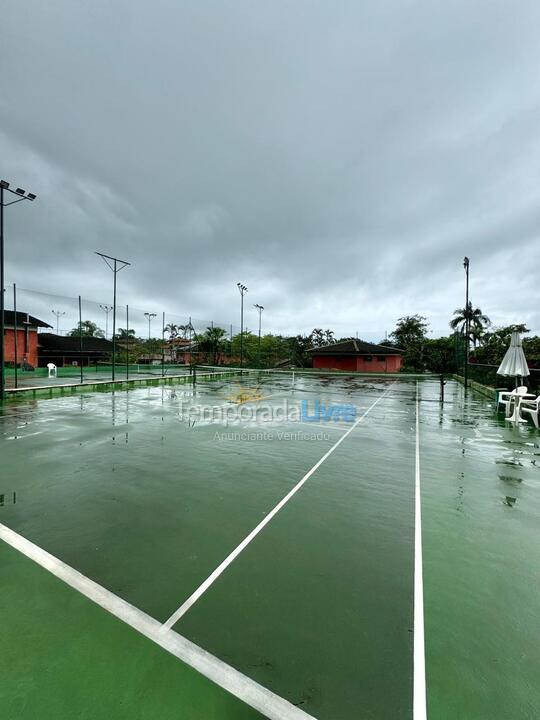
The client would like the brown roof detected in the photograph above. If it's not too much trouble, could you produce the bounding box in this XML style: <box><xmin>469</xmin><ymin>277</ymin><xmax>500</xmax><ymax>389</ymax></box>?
<box><xmin>310</xmin><ymin>339</ymin><xmax>402</xmax><ymax>356</ymax></box>
<box><xmin>38</xmin><ymin>334</ymin><xmax>113</xmax><ymax>353</ymax></box>
<box><xmin>3</xmin><ymin>311</ymin><xmax>52</xmax><ymax>329</ymax></box>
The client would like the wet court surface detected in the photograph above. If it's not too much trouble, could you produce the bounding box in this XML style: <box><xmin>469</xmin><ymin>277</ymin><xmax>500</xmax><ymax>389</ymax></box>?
<box><xmin>0</xmin><ymin>374</ymin><xmax>539</xmax><ymax>719</ymax></box>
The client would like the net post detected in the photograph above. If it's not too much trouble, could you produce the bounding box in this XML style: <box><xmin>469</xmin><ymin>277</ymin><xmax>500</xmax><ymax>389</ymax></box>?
<box><xmin>189</xmin><ymin>316</ymin><xmax>193</xmax><ymax>375</ymax></box>
<box><xmin>440</xmin><ymin>373</ymin><xmax>444</xmax><ymax>403</ymax></box>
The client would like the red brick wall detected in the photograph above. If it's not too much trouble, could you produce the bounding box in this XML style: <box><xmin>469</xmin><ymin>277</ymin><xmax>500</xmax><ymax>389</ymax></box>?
<box><xmin>312</xmin><ymin>355</ymin><xmax>358</xmax><ymax>371</ymax></box>
<box><xmin>312</xmin><ymin>354</ymin><xmax>402</xmax><ymax>372</ymax></box>
<box><xmin>356</xmin><ymin>355</ymin><xmax>402</xmax><ymax>372</ymax></box>
<box><xmin>4</xmin><ymin>328</ymin><xmax>39</xmax><ymax>366</ymax></box>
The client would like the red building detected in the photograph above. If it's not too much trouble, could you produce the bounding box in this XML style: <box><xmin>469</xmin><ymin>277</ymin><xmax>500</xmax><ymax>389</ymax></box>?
<box><xmin>311</xmin><ymin>339</ymin><xmax>403</xmax><ymax>372</ymax></box>
<box><xmin>3</xmin><ymin>311</ymin><xmax>52</xmax><ymax>368</ymax></box>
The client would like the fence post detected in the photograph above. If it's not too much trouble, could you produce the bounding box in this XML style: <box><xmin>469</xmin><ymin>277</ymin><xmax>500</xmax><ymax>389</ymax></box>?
<box><xmin>78</xmin><ymin>296</ymin><xmax>83</xmax><ymax>384</ymax></box>
<box><xmin>13</xmin><ymin>284</ymin><xmax>18</xmax><ymax>388</ymax></box>
<box><xmin>162</xmin><ymin>311</ymin><xmax>165</xmax><ymax>377</ymax></box>
<box><xmin>126</xmin><ymin>305</ymin><xmax>129</xmax><ymax>381</ymax></box>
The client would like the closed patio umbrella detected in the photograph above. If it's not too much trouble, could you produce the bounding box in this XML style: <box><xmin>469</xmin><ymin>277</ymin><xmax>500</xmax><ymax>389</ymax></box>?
<box><xmin>497</xmin><ymin>331</ymin><xmax>530</xmax><ymax>387</ymax></box>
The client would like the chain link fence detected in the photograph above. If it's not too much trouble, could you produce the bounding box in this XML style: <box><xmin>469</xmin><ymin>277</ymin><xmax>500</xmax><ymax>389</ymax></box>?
<box><xmin>3</xmin><ymin>284</ymin><xmax>243</xmax><ymax>389</ymax></box>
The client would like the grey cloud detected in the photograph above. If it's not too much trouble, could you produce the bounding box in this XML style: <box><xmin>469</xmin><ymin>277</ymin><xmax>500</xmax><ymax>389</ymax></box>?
<box><xmin>1</xmin><ymin>0</ymin><xmax>539</xmax><ymax>340</ymax></box>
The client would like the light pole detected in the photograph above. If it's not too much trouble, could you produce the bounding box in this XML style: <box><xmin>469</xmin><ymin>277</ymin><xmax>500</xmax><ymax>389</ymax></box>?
<box><xmin>95</xmin><ymin>252</ymin><xmax>131</xmax><ymax>381</ymax></box>
<box><xmin>144</xmin><ymin>312</ymin><xmax>157</xmax><ymax>342</ymax></box>
<box><xmin>254</xmin><ymin>303</ymin><xmax>264</xmax><ymax>367</ymax></box>
<box><xmin>237</xmin><ymin>283</ymin><xmax>247</xmax><ymax>368</ymax></box>
<box><xmin>1</xmin><ymin>180</ymin><xmax>37</xmax><ymax>400</ymax></box>
<box><xmin>100</xmin><ymin>304</ymin><xmax>113</xmax><ymax>339</ymax></box>
<box><xmin>51</xmin><ymin>310</ymin><xmax>66</xmax><ymax>335</ymax></box>
<box><xmin>463</xmin><ymin>257</ymin><xmax>470</xmax><ymax>390</ymax></box>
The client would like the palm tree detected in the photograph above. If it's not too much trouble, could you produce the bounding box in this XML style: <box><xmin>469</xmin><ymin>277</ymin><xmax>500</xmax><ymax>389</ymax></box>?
<box><xmin>115</xmin><ymin>327</ymin><xmax>136</xmax><ymax>340</ymax></box>
<box><xmin>199</xmin><ymin>326</ymin><xmax>227</xmax><ymax>364</ymax></box>
<box><xmin>164</xmin><ymin>323</ymin><xmax>180</xmax><ymax>339</ymax></box>
<box><xmin>68</xmin><ymin>320</ymin><xmax>105</xmax><ymax>338</ymax></box>
<box><xmin>450</xmin><ymin>303</ymin><xmax>491</xmax><ymax>347</ymax></box>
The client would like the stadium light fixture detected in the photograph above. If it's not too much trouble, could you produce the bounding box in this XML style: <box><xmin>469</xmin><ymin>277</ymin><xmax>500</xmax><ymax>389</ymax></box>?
<box><xmin>463</xmin><ymin>257</ymin><xmax>470</xmax><ymax>390</ymax></box>
<box><xmin>237</xmin><ymin>283</ymin><xmax>248</xmax><ymax>369</ymax></box>
<box><xmin>254</xmin><ymin>304</ymin><xmax>264</xmax><ymax>368</ymax></box>
<box><xmin>99</xmin><ymin>304</ymin><xmax>113</xmax><ymax>339</ymax></box>
<box><xmin>1</xmin><ymin>178</ymin><xmax>37</xmax><ymax>400</ymax></box>
<box><xmin>95</xmin><ymin>252</ymin><xmax>131</xmax><ymax>381</ymax></box>
<box><xmin>51</xmin><ymin>309</ymin><xmax>66</xmax><ymax>335</ymax></box>
<box><xmin>144</xmin><ymin>312</ymin><xmax>157</xmax><ymax>342</ymax></box>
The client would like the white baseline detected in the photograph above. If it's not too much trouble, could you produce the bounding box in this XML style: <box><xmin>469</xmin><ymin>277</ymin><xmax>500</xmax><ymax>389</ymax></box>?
<box><xmin>0</xmin><ymin>522</ymin><xmax>316</xmax><ymax>720</ymax></box>
<box><xmin>414</xmin><ymin>382</ymin><xmax>427</xmax><ymax>719</ymax></box>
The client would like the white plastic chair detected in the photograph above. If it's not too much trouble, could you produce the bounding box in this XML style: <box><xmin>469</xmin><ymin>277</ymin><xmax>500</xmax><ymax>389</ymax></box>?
<box><xmin>497</xmin><ymin>386</ymin><xmax>528</xmax><ymax>414</ymax></box>
<box><xmin>47</xmin><ymin>363</ymin><xmax>57</xmax><ymax>378</ymax></box>
<box><xmin>519</xmin><ymin>395</ymin><xmax>540</xmax><ymax>428</ymax></box>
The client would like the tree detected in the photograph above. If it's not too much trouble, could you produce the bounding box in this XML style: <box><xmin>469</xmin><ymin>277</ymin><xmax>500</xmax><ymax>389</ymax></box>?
<box><xmin>68</xmin><ymin>320</ymin><xmax>105</xmax><ymax>338</ymax></box>
<box><xmin>309</xmin><ymin>328</ymin><xmax>334</xmax><ymax>348</ymax></box>
<box><xmin>472</xmin><ymin>324</ymin><xmax>531</xmax><ymax>365</ymax></box>
<box><xmin>196</xmin><ymin>326</ymin><xmax>227</xmax><ymax>364</ymax></box>
<box><xmin>164</xmin><ymin>323</ymin><xmax>180</xmax><ymax>339</ymax></box>
<box><xmin>390</xmin><ymin>315</ymin><xmax>428</xmax><ymax>347</ymax></box>
<box><xmin>423</xmin><ymin>337</ymin><xmax>458</xmax><ymax>374</ymax></box>
<box><xmin>449</xmin><ymin>303</ymin><xmax>491</xmax><ymax>347</ymax></box>
<box><xmin>115</xmin><ymin>327</ymin><xmax>136</xmax><ymax>340</ymax></box>
<box><xmin>389</xmin><ymin>315</ymin><xmax>429</xmax><ymax>371</ymax></box>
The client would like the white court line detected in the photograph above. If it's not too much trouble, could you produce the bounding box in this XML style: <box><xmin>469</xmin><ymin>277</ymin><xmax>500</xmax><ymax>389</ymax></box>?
<box><xmin>0</xmin><ymin>522</ymin><xmax>316</xmax><ymax>720</ymax></box>
<box><xmin>414</xmin><ymin>382</ymin><xmax>427</xmax><ymax>719</ymax></box>
<box><xmin>163</xmin><ymin>383</ymin><xmax>396</xmax><ymax>629</ymax></box>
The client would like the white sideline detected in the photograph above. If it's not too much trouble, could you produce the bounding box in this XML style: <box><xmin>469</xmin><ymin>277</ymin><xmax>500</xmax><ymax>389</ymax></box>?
<box><xmin>414</xmin><ymin>383</ymin><xmax>427</xmax><ymax>719</ymax></box>
<box><xmin>0</xmin><ymin>522</ymin><xmax>316</xmax><ymax>720</ymax></box>
<box><xmin>163</xmin><ymin>383</ymin><xmax>395</xmax><ymax>629</ymax></box>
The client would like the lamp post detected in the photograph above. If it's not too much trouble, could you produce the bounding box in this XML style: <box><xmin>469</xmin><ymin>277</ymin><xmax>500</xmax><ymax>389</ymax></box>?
<box><xmin>237</xmin><ymin>283</ymin><xmax>248</xmax><ymax>368</ymax></box>
<box><xmin>1</xmin><ymin>180</ymin><xmax>37</xmax><ymax>400</ymax></box>
<box><xmin>144</xmin><ymin>312</ymin><xmax>157</xmax><ymax>341</ymax></box>
<box><xmin>100</xmin><ymin>304</ymin><xmax>113</xmax><ymax>339</ymax></box>
<box><xmin>51</xmin><ymin>310</ymin><xmax>66</xmax><ymax>335</ymax></box>
<box><xmin>463</xmin><ymin>256</ymin><xmax>470</xmax><ymax>390</ymax></box>
<box><xmin>95</xmin><ymin>252</ymin><xmax>131</xmax><ymax>381</ymax></box>
<box><xmin>254</xmin><ymin>303</ymin><xmax>264</xmax><ymax>368</ymax></box>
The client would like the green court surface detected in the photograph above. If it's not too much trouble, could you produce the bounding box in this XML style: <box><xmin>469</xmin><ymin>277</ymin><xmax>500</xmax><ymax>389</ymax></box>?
<box><xmin>4</xmin><ymin>363</ymin><xmax>192</xmax><ymax>389</ymax></box>
<box><xmin>0</xmin><ymin>373</ymin><xmax>539</xmax><ymax>719</ymax></box>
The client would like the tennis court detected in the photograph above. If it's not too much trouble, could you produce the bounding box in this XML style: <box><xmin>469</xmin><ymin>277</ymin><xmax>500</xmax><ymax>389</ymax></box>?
<box><xmin>4</xmin><ymin>363</ymin><xmax>192</xmax><ymax>389</ymax></box>
<box><xmin>1</xmin><ymin>372</ymin><xmax>539</xmax><ymax>719</ymax></box>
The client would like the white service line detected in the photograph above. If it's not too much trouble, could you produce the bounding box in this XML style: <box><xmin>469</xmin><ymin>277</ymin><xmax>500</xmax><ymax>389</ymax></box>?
<box><xmin>0</xmin><ymin>522</ymin><xmax>316</xmax><ymax>720</ymax></box>
<box><xmin>414</xmin><ymin>382</ymin><xmax>427</xmax><ymax>719</ymax></box>
<box><xmin>163</xmin><ymin>383</ymin><xmax>396</xmax><ymax>629</ymax></box>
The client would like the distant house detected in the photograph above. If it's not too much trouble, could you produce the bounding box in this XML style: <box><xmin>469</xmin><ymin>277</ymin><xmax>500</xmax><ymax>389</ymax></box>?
<box><xmin>3</xmin><ymin>311</ymin><xmax>52</xmax><ymax>368</ymax></box>
<box><xmin>38</xmin><ymin>334</ymin><xmax>114</xmax><ymax>368</ymax></box>
<box><xmin>310</xmin><ymin>339</ymin><xmax>403</xmax><ymax>373</ymax></box>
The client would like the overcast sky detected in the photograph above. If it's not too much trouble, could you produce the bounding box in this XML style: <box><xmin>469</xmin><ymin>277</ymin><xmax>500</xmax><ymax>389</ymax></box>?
<box><xmin>2</xmin><ymin>1</ymin><xmax>540</xmax><ymax>340</ymax></box>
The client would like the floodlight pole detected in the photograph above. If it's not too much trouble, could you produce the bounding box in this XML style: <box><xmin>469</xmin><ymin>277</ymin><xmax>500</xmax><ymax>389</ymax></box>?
<box><xmin>463</xmin><ymin>256</ymin><xmax>470</xmax><ymax>390</ymax></box>
<box><xmin>52</xmin><ymin>310</ymin><xmax>66</xmax><ymax>335</ymax></box>
<box><xmin>144</xmin><ymin>312</ymin><xmax>157</xmax><ymax>342</ymax></box>
<box><xmin>100</xmin><ymin>304</ymin><xmax>113</xmax><ymax>339</ymax></box>
<box><xmin>237</xmin><ymin>283</ymin><xmax>247</xmax><ymax>368</ymax></box>
<box><xmin>95</xmin><ymin>252</ymin><xmax>130</xmax><ymax>382</ymax></box>
<box><xmin>0</xmin><ymin>180</ymin><xmax>37</xmax><ymax>401</ymax></box>
<box><xmin>254</xmin><ymin>304</ymin><xmax>264</xmax><ymax>368</ymax></box>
